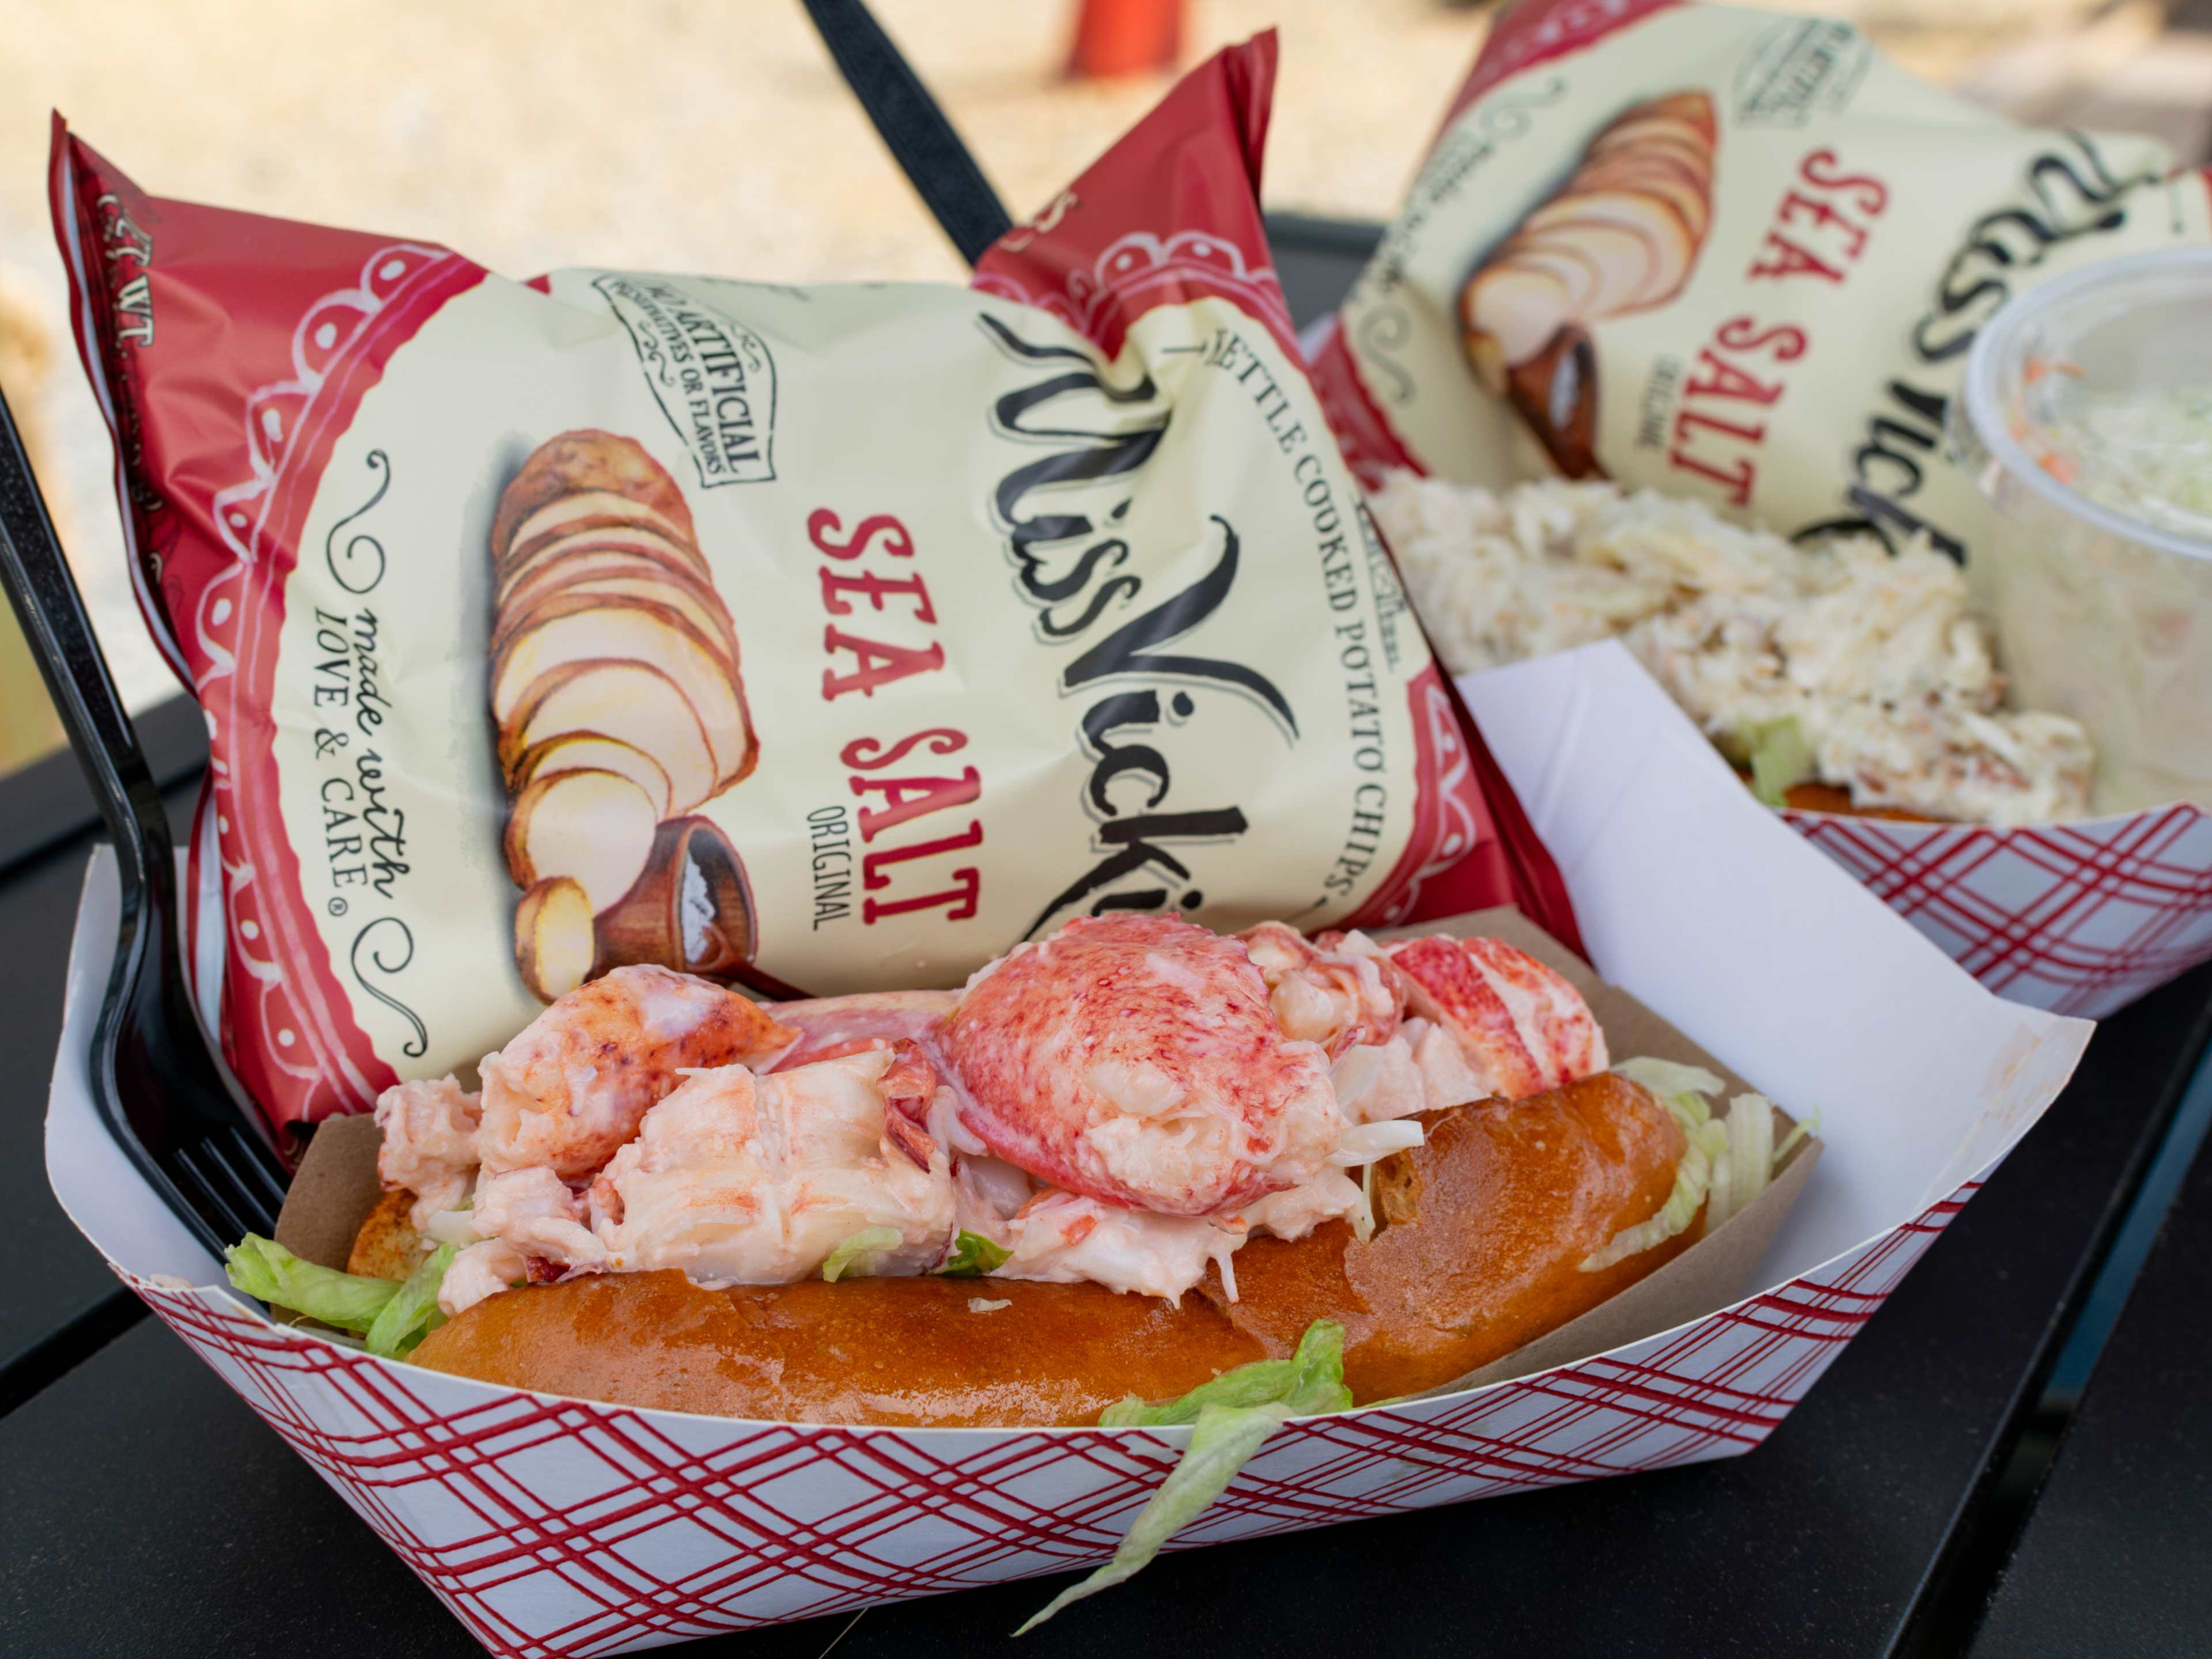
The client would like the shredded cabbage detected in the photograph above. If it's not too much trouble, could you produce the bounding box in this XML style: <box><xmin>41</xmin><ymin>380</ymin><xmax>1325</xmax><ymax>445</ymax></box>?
<box><xmin>364</xmin><ymin>1244</ymin><xmax>456</xmax><ymax>1359</ymax></box>
<box><xmin>936</xmin><ymin>1229</ymin><xmax>1013</xmax><ymax>1277</ymax></box>
<box><xmin>1022</xmin><ymin>1320</ymin><xmax>1350</xmax><ymax>1633</ymax></box>
<box><xmin>224</xmin><ymin>1235</ymin><xmax>400</xmax><ymax>1334</ymax></box>
<box><xmin>1745</xmin><ymin>715</ymin><xmax>1817</xmax><ymax>807</ymax></box>
<box><xmin>821</xmin><ymin>1226</ymin><xmax>903</xmax><ymax>1282</ymax></box>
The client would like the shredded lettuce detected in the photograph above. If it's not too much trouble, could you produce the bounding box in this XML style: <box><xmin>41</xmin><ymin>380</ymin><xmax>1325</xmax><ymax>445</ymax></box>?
<box><xmin>1616</xmin><ymin>1056</ymin><xmax>1726</xmax><ymax>1101</ymax></box>
<box><xmin>1744</xmin><ymin>715</ymin><xmax>1817</xmax><ymax>808</ymax></box>
<box><xmin>365</xmin><ymin>1244</ymin><xmax>456</xmax><ymax>1359</ymax></box>
<box><xmin>1100</xmin><ymin>1319</ymin><xmax>1351</xmax><ymax>1428</ymax></box>
<box><xmin>1586</xmin><ymin>1067</ymin><xmax>1815</xmax><ymax>1267</ymax></box>
<box><xmin>224</xmin><ymin>1235</ymin><xmax>400</xmax><ymax>1335</ymax></box>
<box><xmin>821</xmin><ymin>1226</ymin><xmax>903</xmax><ymax>1282</ymax></box>
<box><xmin>936</xmin><ymin>1229</ymin><xmax>1013</xmax><ymax>1278</ymax></box>
<box><xmin>1710</xmin><ymin>1093</ymin><xmax>1776</xmax><ymax>1230</ymax></box>
<box><xmin>1582</xmin><ymin>1118</ymin><xmax>1725</xmax><ymax>1272</ymax></box>
<box><xmin>1022</xmin><ymin>1320</ymin><xmax>1350</xmax><ymax>1633</ymax></box>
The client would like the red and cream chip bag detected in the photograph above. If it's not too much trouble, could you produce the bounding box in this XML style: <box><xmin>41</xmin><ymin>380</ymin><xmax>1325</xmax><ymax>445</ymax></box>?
<box><xmin>1312</xmin><ymin>0</ymin><xmax>2212</xmax><ymax>570</ymax></box>
<box><xmin>52</xmin><ymin>36</ymin><xmax>1570</xmax><ymax>1141</ymax></box>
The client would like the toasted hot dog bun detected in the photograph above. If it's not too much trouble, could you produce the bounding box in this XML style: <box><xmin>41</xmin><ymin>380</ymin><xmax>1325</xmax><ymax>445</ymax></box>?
<box><xmin>412</xmin><ymin>1272</ymin><xmax>1267</xmax><ymax>1427</ymax></box>
<box><xmin>348</xmin><ymin>1189</ymin><xmax>429</xmax><ymax>1281</ymax></box>
<box><xmin>406</xmin><ymin>1073</ymin><xmax>1690</xmax><ymax>1424</ymax></box>
<box><xmin>1200</xmin><ymin>1070</ymin><xmax>1692</xmax><ymax>1400</ymax></box>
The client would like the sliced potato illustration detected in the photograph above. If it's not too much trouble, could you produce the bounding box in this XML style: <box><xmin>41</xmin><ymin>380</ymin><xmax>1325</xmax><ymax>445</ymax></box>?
<box><xmin>497</xmin><ymin>535</ymin><xmax>714</xmax><ymax>609</ymax></box>
<box><xmin>1519</xmin><ymin>196</ymin><xmax>1689</xmax><ymax>299</ymax></box>
<box><xmin>490</xmin><ymin>597</ymin><xmax>753</xmax><ymax>784</ymax></box>
<box><xmin>503</xmin><ymin>660</ymin><xmax>721</xmax><ymax>813</ymax></box>
<box><xmin>503</xmin><ymin>766</ymin><xmax>659</xmax><ymax>912</ymax></box>
<box><xmin>499</xmin><ymin>517</ymin><xmax>712</xmax><ymax>590</ymax></box>
<box><xmin>1567</xmin><ymin>154</ymin><xmax>1712</xmax><ymax>241</ymax></box>
<box><xmin>497</xmin><ymin>562</ymin><xmax>738</xmax><ymax>666</ymax></box>
<box><xmin>491</xmin><ymin>430</ymin><xmax>699</xmax><ymax>558</ymax></box>
<box><xmin>513</xmin><ymin>875</ymin><xmax>597</xmax><ymax>1003</ymax></box>
<box><xmin>1586</xmin><ymin>95</ymin><xmax>1716</xmax><ymax>161</ymax></box>
<box><xmin>508</xmin><ymin>730</ymin><xmax>676</xmax><ymax>820</ymax></box>
<box><xmin>1510</xmin><ymin>218</ymin><xmax>1658</xmax><ymax>317</ymax></box>
<box><xmin>499</xmin><ymin>491</ymin><xmax>696</xmax><ymax>565</ymax></box>
<box><xmin>491</xmin><ymin>593</ymin><xmax>747</xmax><ymax>760</ymax></box>
<box><xmin>1462</xmin><ymin>262</ymin><xmax>1578</xmax><ymax>379</ymax></box>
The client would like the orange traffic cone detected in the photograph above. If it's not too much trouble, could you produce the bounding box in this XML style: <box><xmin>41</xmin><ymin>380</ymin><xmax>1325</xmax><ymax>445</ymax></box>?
<box><xmin>1065</xmin><ymin>0</ymin><xmax>1184</xmax><ymax>79</ymax></box>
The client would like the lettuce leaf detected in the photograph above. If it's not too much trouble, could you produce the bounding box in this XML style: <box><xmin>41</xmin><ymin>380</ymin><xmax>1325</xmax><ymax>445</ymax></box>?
<box><xmin>1709</xmin><ymin>1093</ymin><xmax>1777</xmax><ymax>1230</ymax></box>
<box><xmin>224</xmin><ymin>1235</ymin><xmax>399</xmax><ymax>1335</ymax></box>
<box><xmin>1100</xmin><ymin>1319</ymin><xmax>1350</xmax><ymax>1428</ymax></box>
<box><xmin>364</xmin><ymin>1244</ymin><xmax>456</xmax><ymax>1359</ymax></box>
<box><xmin>821</xmin><ymin>1226</ymin><xmax>902</xmax><ymax>1282</ymax></box>
<box><xmin>1018</xmin><ymin>1402</ymin><xmax>1290</xmax><ymax>1634</ymax></box>
<box><xmin>1022</xmin><ymin>1321</ymin><xmax>1349</xmax><ymax>1632</ymax></box>
<box><xmin>1745</xmin><ymin>715</ymin><xmax>1817</xmax><ymax>808</ymax></box>
<box><xmin>1615</xmin><ymin>1057</ymin><xmax>1726</xmax><ymax>1101</ymax></box>
<box><xmin>937</xmin><ymin>1229</ymin><xmax>1012</xmax><ymax>1278</ymax></box>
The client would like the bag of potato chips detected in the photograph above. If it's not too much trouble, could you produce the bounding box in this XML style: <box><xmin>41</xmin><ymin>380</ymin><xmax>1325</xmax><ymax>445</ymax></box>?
<box><xmin>53</xmin><ymin>37</ymin><xmax>1567</xmax><ymax>1140</ymax></box>
<box><xmin>1311</xmin><ymin>0</ymin><xmax>2212</xmax><ymax>566</ymax></box>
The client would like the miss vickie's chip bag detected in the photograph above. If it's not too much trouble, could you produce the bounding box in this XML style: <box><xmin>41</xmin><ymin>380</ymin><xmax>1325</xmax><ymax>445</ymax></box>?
<box><xmin>52</xmin><ymin>36</ymin><xmax>1570</xmax><ymax>1145</ymax></box>
<box><xmin>1310</xmin><ymin>0</ymin><xmax>2212</xmax><ymax>567</ymax></box>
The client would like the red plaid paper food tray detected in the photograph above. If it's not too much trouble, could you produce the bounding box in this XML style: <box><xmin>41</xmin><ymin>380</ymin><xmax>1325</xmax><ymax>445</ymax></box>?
<box><xmin>113</xmin><ymin>1198</ymin><xmax>1959</xmax><ymax>1658</ymax></box>
<box><xmin>1782</xmin><ymin>804</ymin><xmax>2212</xmax><ymax>1022</ymax></box>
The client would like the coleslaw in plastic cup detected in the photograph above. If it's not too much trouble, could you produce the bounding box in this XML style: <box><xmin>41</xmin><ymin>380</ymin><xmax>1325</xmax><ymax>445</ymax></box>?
<box><xmin>1952</xmin><ymin>248</ymin><xmax>2212</xmax><ymax>815</ymax></box>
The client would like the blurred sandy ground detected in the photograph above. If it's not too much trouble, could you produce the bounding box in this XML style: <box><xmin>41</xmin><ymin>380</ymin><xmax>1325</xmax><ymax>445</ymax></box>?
<box><xmin>0</xmin><ymin>0</ymin><xmax>2206</xmax><ymax>743</ymax></box>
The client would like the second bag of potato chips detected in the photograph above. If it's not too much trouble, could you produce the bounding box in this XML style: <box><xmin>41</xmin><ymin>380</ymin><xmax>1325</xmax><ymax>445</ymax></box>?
<box><xmin>1310</xmin><ymin>0</ymin><xmax>2212</xmax><ymax>565</ymax></box>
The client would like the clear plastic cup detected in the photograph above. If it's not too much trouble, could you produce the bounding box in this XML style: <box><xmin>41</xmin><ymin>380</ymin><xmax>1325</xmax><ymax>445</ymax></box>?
<box><xmin>1951</xmin><ymin>248</ymin><xmax>2212</xmax><ymax>815</ymax></box>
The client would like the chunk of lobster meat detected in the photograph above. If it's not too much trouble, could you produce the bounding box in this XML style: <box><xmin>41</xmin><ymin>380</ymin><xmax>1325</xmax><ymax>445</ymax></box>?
<box><xmin>943</xmin><ymin>915</ymin><xmax>1340</xmax><ymax>1217</ymax></box>
<box><xmin>1384</xmin><ymin>935</ymin><xmax>1608</xmax><ymax>1100</ymax></box>
<box><xmin>469</xmin><ymin>1166</ymin><xmax>605</xmax><ymax>1273</ymax></box>
<box><xmin>588</xmin><ymin>1045</ymin><xmax>954</xmax><ymax>1286</ymax></box>
<box><xmin>475</xmin><ymin>964</ymin><xmax>799</xmax><ymax>1179</ymax></box>
<box><xmin>1237</xmin><ymin>922</ymin><xmax>1405</xmax><ymax>1057</ymax></box>
<box><xmin>440</xmin><ymin>1238</ymin><xmax>527</xmax><ymax>1316</ymax></box>
<box><xmin>373</xmin><ymin>1075</ymin><xmax>482</xmax><ymax>1227</ymax></box>
<box><xmin>766</xmin><ymin>989</ymin><xmax>960</xmax><ymax>1070</ymax></box>
<box><xmin>990</xmin><ymin>1191</ymin><xmax>1245</xmax><ymax>1302</ymax></box>
<box><xmin>1328</xmin><ymin>1033</ymin><xmax>1431</xmax><ymax>1124</ymax></box>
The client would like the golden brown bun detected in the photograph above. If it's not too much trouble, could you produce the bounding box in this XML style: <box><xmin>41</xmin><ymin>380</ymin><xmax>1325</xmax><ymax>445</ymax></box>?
<box><xmin>406</xmin><ymin>1073</ymin><xmax>1690</xmax><ymax>1425</ymax></box>
<box><xmin>1200</xmin><ymin>1071</ymin><xmax>1691</xmax><ymax>1400</ymax></box>
<box><xmin>347</xmin><ymin>1190</ymin><xmax>429</xmax><ymax>1280</ymax></box>
<box><xmin>413</xmin><ymin>1272</ymin><xmax>1267</xmax><ymax>1427</ymax></box>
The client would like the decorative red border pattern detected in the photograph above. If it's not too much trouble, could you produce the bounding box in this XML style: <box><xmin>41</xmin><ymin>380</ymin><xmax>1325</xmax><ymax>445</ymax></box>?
<box><xmin>50</xmin><ymin>118</ymin><xmax>485</xmax><ymax>1133</ymax></box>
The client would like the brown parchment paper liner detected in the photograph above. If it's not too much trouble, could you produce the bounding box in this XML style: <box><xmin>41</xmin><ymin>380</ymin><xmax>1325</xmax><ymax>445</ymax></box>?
<box><xmin>275</xmin><ymin>906</ymin><xmax>1819</xmax><ymax>1414</ymax></box>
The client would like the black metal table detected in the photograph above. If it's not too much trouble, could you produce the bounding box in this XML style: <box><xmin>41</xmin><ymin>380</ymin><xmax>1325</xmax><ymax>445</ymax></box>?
<box><xmin>1971</xmin><ymin>1056</ymin><xmax>2212</xmax><ymax>1656</ymax></box>
<box><xmin>5</xmin><ymin>226</ymin><xmax>2212</xmax><ymax>1658</ymax></box>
